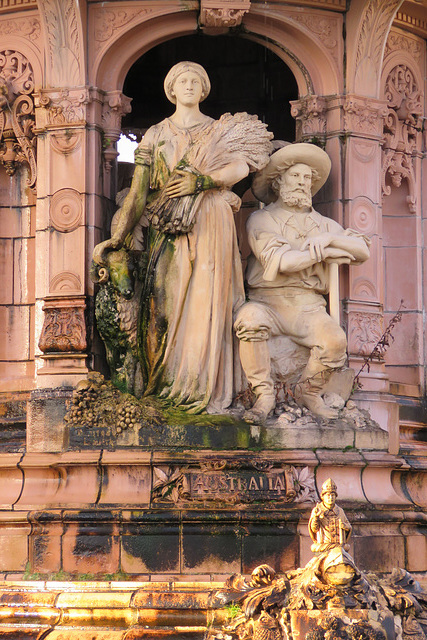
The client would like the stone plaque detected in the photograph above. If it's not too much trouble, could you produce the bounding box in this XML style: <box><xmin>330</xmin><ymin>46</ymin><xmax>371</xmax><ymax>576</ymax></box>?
<box><xmin>188</xmin><ymin>469</ymin><xmax>292</xmax><ymax>501</ymax></box>
<box><xmin>152</xmin><ymin>464</ymin><xmax>316</xmax><ymax>505</ymax></box>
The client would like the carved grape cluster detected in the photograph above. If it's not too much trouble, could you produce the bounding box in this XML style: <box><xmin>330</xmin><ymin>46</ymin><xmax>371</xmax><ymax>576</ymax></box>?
<box><xmin>116</xmin><ymin>404</ymin><xmax>139</xmax><ymax>434</ymax></box>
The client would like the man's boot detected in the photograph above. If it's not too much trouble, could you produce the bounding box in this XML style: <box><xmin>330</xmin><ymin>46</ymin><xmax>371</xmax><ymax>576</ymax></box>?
<box><xmin>239</xmin><ymin>340</ymin><xmax>276</xmax><ymax>424</ymax></box>
<box><xmin>294</xmin><ymin>360</ymin><xmax>338</xmax><ymax>420</ymax></box>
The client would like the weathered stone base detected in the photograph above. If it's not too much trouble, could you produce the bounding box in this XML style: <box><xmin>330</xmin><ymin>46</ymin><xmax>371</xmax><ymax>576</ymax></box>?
<box><xmin>0</xmin><ymin>580</ymin><xmax>223</xmax><ymax>638</ymax></box>
<box><xmin>0</xmin><ymin>448</ymin><xmax>425</xmax><ymax>580</ymax></box>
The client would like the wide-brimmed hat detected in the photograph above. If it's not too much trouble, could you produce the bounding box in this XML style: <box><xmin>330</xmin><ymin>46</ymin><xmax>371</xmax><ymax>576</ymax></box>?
<box><xmin>252</xmin><ymin>142</ymin><xmax>331</xmax><ymax>204</ymax></box>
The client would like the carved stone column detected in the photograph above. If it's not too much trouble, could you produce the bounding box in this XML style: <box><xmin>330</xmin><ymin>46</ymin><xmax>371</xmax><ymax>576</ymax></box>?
<box><xmin>33</xmin><ymin>86</ymin><xmax>103</xmax><ymax>387</ymax></box>
<box><xmin>291</xmin><ymin>93</ymin><xmax>399</xmax><ymax>451</ymax></box>
<box><xmin>101</xmin><ymin>90</ymin><xmax>132</xmax><ymax>197</ymax></box>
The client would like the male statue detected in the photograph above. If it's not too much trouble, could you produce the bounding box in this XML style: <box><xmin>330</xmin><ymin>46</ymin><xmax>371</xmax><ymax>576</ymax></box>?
<box><xmin>234</xmin><ymin>143</ymin><xmax>370</xmax><ymax>422</ymax></box>
<box><xmin>308</xmin><ymin>477</ymin><xmax>352</xmax><ymax>554</ymax></box>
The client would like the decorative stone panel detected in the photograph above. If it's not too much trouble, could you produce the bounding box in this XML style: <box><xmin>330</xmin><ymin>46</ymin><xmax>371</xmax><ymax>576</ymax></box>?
<box><xmin>38</xmin><ymin>296</ymin><xmax>86</xmax><ymax>354</ymax></box>
<box><xmin>0</xmin><ymin>49</ymin><xmax>36</xmax><ymax>187</ymax></box>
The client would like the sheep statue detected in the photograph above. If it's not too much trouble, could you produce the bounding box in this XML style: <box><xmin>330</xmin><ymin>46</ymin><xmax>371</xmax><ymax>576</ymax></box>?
<box><xmin>90</xmin><ymin>247</ymin><xmax>145</xmax><ymax>397</ymax></box>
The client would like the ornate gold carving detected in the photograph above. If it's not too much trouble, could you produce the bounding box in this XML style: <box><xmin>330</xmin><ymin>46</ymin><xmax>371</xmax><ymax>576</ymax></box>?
<box><xmin>37</xmin><ymin>88</ymin><xmax>91</xmax><ymax>125</ymax></box>
<box><xmin>0</xmin><ymin>50</ymin><xmax>36</xmax><ymax>188</ymax></box>
<box><xmin>348</xmin><ymin>310</ymin><xmax>383</xmax><ymax>357</ymax></box>
<box><xmin>200</xmin><ymin>0</ymin><xmax>251</xmax><ymax>28</ymax></box>
<box><xmin>382</xmin><ymin>65</ymin><xmax>422</xmax><ymax>213</ymax></box>
<box><xmin>37</xmin><ymin>0</ymin><xmax>82</xmax><ymax>86</ymax></box>
<box><xmin>384</xmin><ymin>31</ymin><xmax>423</xmax><ymax>63</ymax></box>
<box><xmin>49</xmin><ymin>271</ymin><xmax>82</xmax><ymax>293</ymax></box>
<box><xmin>50</xmin><ymin>188</ymin><xmax>82</xmax><ymax>232</ymax></box>
<box><xmin>290</xmin><ymin>96</ymin><xmax>327</xmax><ymax>142</ymax></box>
<box><xmin>0</xmin><ymin>17</ymin><xmax>41</xmax><ymax>41</ymax></box>
<box><xmin>210</xmin><ymin>479</ymin><xmax>427</xmax><ymax>640</ymax></box>
<box><xmin>152</xmin><ymin>463</ymin><xmax>316</xmax><ymax>506</ymax></box>
<box><xmin>38</xmin><ymin>297</ymin><xmax>86</xmax><ymax>353</ymax></box>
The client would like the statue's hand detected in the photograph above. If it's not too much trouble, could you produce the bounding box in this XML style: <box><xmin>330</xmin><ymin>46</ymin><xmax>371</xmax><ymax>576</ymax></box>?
<box><xmin>301</xmin><ymin>233</ymin><xmax>332</xmax><ymax>262</ymax></box>
<box><xmin>93</xmin><ymin>238</ymin><xmax>120</xmax><ymax>266</ymax></box>
<box><xmin>323</xmin><ymin>247</ymin><xmax>355</xmax><ymax>264</ymax></box>
<box><xmin>165</xmin><ymin>170</ymin><xmax>198</xmax><ymax>198</ymax></box>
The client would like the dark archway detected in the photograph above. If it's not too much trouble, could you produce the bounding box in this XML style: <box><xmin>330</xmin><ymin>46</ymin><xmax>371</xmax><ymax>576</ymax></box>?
<box><xmin>122</xmin><ymin>33</ymin><xmax>298</xmax><ymax>141</ymax></box>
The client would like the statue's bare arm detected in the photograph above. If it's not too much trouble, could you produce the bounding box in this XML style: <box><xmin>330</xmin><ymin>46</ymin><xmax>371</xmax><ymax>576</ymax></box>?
<box><xmin>93</xmin><ymin>165</ymin><xmax>150</xmax><ymax>265</ymax></box>
<box><xmin>278</xmin><ymin>246</ymin><xmax>355</xmax><ymax>274</ymax></box>
<box><xmin>301</xmin><ymin>232</ymin><xmax>370</xmax><ymax>263</ymax></box>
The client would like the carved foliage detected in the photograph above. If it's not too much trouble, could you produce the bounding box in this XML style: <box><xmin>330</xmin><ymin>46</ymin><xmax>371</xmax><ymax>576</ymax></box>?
<box><xmin>39</xmin><ymin>298</ymin><xmax>86</xmax><ymax>353</ymax></box>
<box><xmin>355</xmin><ymin>0</ymin><xmax>402</xmax><ymax>73</ymax></box>
<box><xmin>152</xmin><ymin>462</ymin><xmax>316</xmax><ymax>506</ymax></box>
<box><xmin>200</xmin><ymin>0</ymin><xmax>251</xmax><ymax>28</ymax></box>
<box><xmin>38</xmin><ymin>0</ymin><xmax>82</xmax><ymax>86</ymax></box>
<box><xmin>289</xmin><ymin>12</ymin><xmax>338</xmax><ymax>59</ymax></box>
<box><xmin>382</xmin><ymin>65</ymin><xmax>422</xmax><ymax>212</ymax></box>
<box><xmin>348</xmin><ymin>311</ymin><xmax>384</xmax><ymax>358</ymax></box>
<box><xmin>290</xmin><ymin>96</ymin><xmax>327</xmax><ymax>142</ymax></box>
<box><xmin>94</xmin><ymin>8</ymin><xmax>146</xmax><ymax>47</ymax></box>
<box><xmin>37</xmin><ymin>88</ymin><xmax>91</xmax><ymax>125</ymax></box>
<box><xmin>0</xmin><ymin>17</ymin><xmax>41</xmax><ymax>41</ymax></box>
<box><xmin>0</xmin><ymin>50</ymin><xmax>36</xmax><ymax>187</ymax></box>
<box><xmin>384</xmin><ymin>32</ymin><xmax>422</xmax><ymax>63</ymax></box>
<box><xmin>343</xmin><ymin>95</ymin><xmax>386</xmax><ymax>136</ymax></box>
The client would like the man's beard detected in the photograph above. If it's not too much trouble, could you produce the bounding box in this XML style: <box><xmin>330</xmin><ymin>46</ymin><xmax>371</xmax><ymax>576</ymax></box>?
<box><xmin>280</xmin><ymin>185</ymin><xmax>312</xmax><ymax>209</ymax></box>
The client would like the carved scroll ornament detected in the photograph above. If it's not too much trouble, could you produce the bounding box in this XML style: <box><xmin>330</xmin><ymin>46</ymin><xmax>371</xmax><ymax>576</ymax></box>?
<box><xmin>382</xmin><ymin>65</ymin><xmax>422</xmax><ymax>213</ymax></box>
<box><xmin>0</xmin><ymin>50</ymin><xmax>36</xmax><ymax>187</ymax></box>
<box><xmin>200</xmin><ymin>0</ymin><xmax>251</xmax><ymax>28</ymax></box>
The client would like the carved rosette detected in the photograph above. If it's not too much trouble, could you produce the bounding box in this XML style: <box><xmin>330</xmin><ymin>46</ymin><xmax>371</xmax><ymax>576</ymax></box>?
<box><xmin>101</xmin><ymin>90</ymin><xmax>132</xmax><ymax>171</ymax></box>
<box><xmin>0</xmin><ymin>50</ymin><xmax>36</xmax><ymax>187</ymax></box>
<box><xmin>200</xmin><ymin>0</ymin><xmax>251</xmax><ymax>29</ymax></box>
<box><xmin>290</xmin><ymin>96</ymin><xmax>327</xmax><ymax>143</ymax></box>
<box><xmin>38</xmin><ymin>297</ymin><xmax>86</xmax><ymax>354</ymax></box>
<box><xmin>382</xmin><ymin>65</ymin><xmax>422</xmax><ymax>213</ymax></box>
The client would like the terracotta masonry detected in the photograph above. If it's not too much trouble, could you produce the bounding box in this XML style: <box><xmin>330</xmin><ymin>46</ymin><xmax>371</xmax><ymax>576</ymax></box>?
<box><xmin>0</xmin><ymin>0</ymin><xmax>426</xmax><ymax>608</ymax></box>
<box><xmin>0</xmin><ymin>446</ymin><xmax>423</xmax><ymax>580</ymax></box>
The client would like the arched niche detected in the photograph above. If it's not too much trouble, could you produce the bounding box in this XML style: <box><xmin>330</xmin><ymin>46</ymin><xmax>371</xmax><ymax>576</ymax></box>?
<box><xmin>93</xmin><ymin>8</ymin><xmax>338</xmax><ymax>98</ymax></box>
<box><xmin>121</xmin><ymin>35</ymin><xmax>298</xmax><ymax>142</ymax></box>
<box><xmin>118</xmin><ymin>34</ymin><xmax>299</xmax><ymax>267</ymax></box>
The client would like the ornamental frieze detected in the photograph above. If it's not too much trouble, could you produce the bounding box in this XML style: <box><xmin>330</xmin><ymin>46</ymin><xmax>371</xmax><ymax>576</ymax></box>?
<box><xmin>152</xmin><ymin>462</ymin><xmax>316</xmax><ymax>506</ymax></box>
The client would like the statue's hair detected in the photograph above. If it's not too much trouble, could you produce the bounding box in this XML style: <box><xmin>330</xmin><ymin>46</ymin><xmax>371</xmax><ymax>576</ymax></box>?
<box><xmin>164</xmin><ymin>61</ymin><xmax>211</xmax><ymax>104</ymax></box>
<box><xmin>271</xmin><ymin>163</ymin><xmax>320</xmax><ymax>195</ymax></box>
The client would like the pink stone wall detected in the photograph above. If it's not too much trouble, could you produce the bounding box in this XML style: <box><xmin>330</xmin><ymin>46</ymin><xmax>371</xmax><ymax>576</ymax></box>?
<box><xmin>0</xmin><ymin>167</ymin><xmax>36</xmax><ymax>392</ymax></box>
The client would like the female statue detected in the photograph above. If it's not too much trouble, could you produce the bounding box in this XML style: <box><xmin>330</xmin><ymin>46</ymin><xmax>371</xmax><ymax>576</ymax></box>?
<box><xmin>93</xmin><ymin>61</ymin><xmax>272</xmax><ymax>413</ymax></box>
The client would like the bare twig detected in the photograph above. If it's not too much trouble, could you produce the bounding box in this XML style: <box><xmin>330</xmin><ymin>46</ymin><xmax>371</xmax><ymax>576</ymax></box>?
<box><xmin>353</xmin><ymin>300</ymin><xmax>405</xmax><ymax>390</ymax></box>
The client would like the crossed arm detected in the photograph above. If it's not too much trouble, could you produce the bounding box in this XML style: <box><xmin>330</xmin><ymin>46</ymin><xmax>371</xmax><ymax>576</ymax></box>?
<box><xmin>278</xmin><ymin>231</ymin><xmax>370</xmax><ymax>274</ymax></box>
